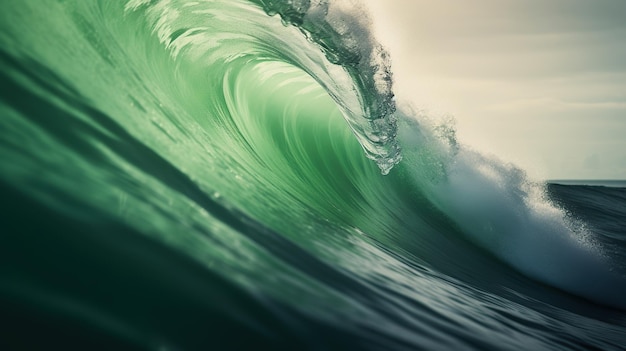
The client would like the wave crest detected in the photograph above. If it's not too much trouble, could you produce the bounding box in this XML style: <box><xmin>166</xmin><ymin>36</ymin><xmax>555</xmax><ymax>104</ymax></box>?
<box><xmin>254</xmin><ymin>0</ymin><xmax>401</xmax><ymax>173</ymax></box>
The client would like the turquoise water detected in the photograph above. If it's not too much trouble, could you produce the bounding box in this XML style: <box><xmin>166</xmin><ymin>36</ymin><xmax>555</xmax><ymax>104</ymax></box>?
<box><xmin>1</xmin><ymin>1</ymin><xmax>625</xmax><ymax>350</ymax></box>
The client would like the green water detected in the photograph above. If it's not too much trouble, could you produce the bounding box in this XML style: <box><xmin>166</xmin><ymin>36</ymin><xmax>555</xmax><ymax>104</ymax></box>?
<box><xmin>0</xmin><ymin>0</ymin><xmax>427</xmax><ymax>322</ymax></box>
<box><xmin>2</xmin><ymin>0</ymin><xmax>626</xmax><ymax>350</ymax></box>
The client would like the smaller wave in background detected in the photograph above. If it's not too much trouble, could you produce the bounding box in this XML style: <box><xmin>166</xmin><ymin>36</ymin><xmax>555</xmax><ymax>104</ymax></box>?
<box><xmin>550</xmin><ymin>180</ymin><xmax>626</xmax><ymax>188</ymax></box>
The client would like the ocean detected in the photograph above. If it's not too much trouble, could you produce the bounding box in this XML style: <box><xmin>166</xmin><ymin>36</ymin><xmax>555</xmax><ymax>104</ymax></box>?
<box><xmin>1</xmin><ymin>1</ymin><xmax>625</xmax><ymax>350</ymax></box>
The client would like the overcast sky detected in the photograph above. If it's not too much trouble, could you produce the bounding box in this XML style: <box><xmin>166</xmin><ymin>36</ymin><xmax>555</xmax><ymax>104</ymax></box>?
<box><xmin>362</xmin><ymin>0</ymin><xmax>626</xmax><ymax>180</ymax></box>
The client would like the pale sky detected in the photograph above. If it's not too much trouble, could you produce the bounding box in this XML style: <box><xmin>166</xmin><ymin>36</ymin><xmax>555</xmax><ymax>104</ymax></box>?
<box><xmin>362</xmin><ymin>0</ymin><xmax>626</xmax><ymax>180</ymax></box>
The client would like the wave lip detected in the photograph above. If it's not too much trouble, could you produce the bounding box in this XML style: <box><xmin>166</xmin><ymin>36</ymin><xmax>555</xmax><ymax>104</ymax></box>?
<box><xmin>255</xmin><ymin>0</ymin><xmax>402</xmax><ymax>174</ymax></box>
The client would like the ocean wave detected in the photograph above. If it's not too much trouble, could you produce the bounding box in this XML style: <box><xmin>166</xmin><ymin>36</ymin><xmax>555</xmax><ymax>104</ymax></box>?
<box><xmin>1</xmin><ymin>0</ymin><xmax>625</xmax><ymax>349</ymax></box>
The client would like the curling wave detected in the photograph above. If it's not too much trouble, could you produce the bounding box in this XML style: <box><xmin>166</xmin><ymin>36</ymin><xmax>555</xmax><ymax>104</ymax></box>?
<box><xmin>0</xmin><ymin>0</ymin><xmax>625</xmax><ymax>350</ymax></box>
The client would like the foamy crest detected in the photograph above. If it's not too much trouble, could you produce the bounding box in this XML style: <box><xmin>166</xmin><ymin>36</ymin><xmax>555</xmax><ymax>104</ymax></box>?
<box><xmin>399</xmin><ymin>110</ymin><xmax>626</xmax><ymax>309</ymax></box>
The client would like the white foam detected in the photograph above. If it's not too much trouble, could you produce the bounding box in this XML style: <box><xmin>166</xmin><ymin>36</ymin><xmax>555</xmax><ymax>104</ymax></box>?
<box><xmin>398</xmin><ymin>110</ymin><xmax>626</xmax><ymax>309</ymax></box>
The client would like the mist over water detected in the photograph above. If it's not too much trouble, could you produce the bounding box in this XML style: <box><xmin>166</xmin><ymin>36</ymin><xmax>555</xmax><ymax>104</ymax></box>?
<box><xmin>1</xmin><ymin>0</ymin><xmax>625</xmax><ymax>350</ymax></box>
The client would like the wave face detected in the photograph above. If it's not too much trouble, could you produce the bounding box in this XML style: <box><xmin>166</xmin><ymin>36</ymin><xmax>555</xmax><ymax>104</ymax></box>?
<box><xmin>1</xmin><ymin>0</ymin><xmax>625</xmax><ymax>350</ymax></box>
